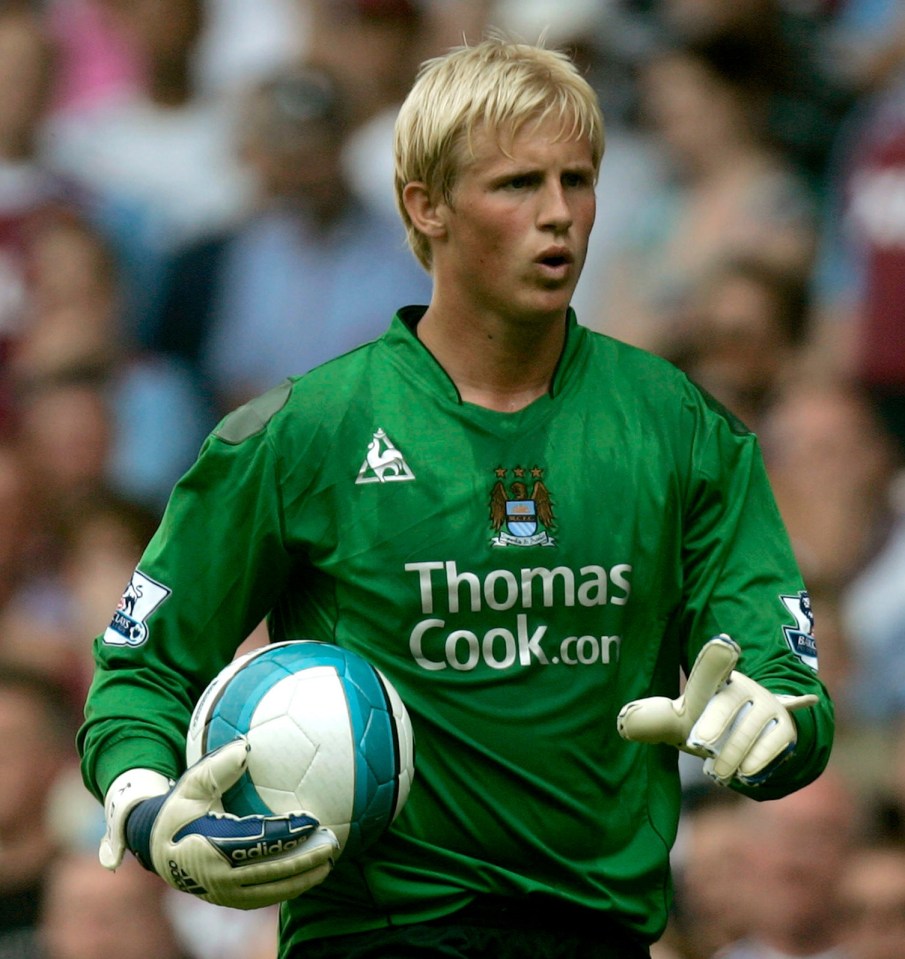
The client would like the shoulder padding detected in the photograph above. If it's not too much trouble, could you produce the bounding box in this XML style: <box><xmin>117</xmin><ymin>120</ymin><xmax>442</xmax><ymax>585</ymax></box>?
<box><xmin>214</xmin><ymin>380</ymin><xmax>293</xmax><ymax>445</ymax></box>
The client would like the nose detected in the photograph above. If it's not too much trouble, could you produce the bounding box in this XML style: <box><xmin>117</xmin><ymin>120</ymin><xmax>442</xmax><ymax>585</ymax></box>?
<box><xmin>538</xmin><ymin>181</ymin><xmax>572</xmax><ymax>233</ymax></box>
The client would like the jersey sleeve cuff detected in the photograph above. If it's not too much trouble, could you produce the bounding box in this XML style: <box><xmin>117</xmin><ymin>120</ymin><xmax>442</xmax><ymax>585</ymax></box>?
<box><xmin>91</xmin><ymin>735</ymin><xmax>182</xmax><ymax>801</ymax></box>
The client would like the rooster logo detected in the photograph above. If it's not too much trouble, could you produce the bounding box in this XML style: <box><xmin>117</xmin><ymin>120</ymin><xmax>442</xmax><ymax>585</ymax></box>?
<box><xmin>356</xmin><ymin>428</ymin><xmax>415</xmax><ymax>484</ymax></box>
<box><xmin>489</xmin><ymin>466</ymin><xmax>556</xmax><ymax>547</ymax></box>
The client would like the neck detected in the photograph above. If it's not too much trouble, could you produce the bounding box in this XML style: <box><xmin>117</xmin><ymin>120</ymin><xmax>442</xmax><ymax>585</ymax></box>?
<box><xmin>416</xmin><ymin>301</ymin><xmax>568</xmax><ymax>412</ymax></box>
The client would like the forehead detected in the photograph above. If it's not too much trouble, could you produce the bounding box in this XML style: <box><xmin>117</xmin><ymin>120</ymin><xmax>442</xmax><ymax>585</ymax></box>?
<box><xmin>464</xmin><ymin>114</ymin><xmax>595</xmax><ymax>169</ymax></box>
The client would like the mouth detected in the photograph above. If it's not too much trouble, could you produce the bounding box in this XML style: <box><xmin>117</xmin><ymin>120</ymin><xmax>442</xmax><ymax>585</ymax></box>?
<box><xmin>535</xmin><ymin>248</ymin><xmax>574</xmax><ymax>282</ymax></box>
<box><xmin>537</xmin><ymin>248</ymin><xmax>573</xmax><ymax>268</ymax></box>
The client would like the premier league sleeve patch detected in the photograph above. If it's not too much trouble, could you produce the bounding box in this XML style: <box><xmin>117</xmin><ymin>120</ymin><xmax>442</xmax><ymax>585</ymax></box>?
<box><xmin>780</xmin><ymin>591</ymin><xmax>818</xmax><ymax>671</ymax></box>
<box><xmin>104</xmin><ymin>570</ymin><xmax>172</xmax><ymax>647</ymax></box>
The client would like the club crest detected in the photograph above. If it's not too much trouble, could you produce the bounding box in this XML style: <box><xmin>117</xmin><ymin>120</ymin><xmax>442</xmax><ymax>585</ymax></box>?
<box><xmin>489</xmin><ymin>465</ymin><xmax>556</xmax><ymax>547</ymax></box>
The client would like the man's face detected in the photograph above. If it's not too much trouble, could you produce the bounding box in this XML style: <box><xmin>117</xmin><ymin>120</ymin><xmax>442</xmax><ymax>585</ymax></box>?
<box><xmin>0</xmin><ymin>13</ymin><xmax>53</xmax><ymax>154</ymax></box>
<box><xmin>435</xmin><ymin>115</ymin><xmax>596</xmax><ymax>324</ymax></box>
<box><xmin>114</xmin><ymin>0</ymin><xmax>203</xmax><ymax>64</ymax></box>
<box><xmin>0</xmin><ymin>685</ymin><xmax>64</xmax><ymax>832</ymax></box>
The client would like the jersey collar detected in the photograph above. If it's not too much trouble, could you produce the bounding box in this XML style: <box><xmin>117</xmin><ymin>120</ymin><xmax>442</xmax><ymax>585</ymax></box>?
<box><xmin>387</xmin><ymin>305</ymin><xmax>586</xmax><ymax>406</ymax></box>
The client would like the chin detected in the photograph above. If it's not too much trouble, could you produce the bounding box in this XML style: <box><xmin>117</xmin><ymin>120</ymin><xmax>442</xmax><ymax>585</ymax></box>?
<box><xmin>529</xmin><ymin>287</ymin><xmax>574</xmax><ymax>317</ymax></box>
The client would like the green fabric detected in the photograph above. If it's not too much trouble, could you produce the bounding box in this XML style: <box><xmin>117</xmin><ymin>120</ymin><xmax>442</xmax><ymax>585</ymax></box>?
<box><xmin>79</xmin><ymin>308</ymin><xmax>834</xmax><ymax>948</ymax></box>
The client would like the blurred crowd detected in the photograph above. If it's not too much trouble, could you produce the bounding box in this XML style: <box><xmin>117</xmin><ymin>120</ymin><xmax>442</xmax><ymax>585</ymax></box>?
<box><xmin>0</xmin><ymin>0</ymin><xmax>904</xmax><ymax>957</ymax></box>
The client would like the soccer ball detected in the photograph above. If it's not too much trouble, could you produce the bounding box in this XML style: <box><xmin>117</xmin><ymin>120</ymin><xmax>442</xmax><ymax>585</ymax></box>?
<box><xmin>185</xmin><ymin>640</ymin><xmax>415</xmax><ymax>860</ymax></box>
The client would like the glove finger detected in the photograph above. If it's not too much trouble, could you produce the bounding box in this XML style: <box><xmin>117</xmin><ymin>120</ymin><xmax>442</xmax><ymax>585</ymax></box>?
<box><xmin>686</xmin><ymin>682</ymin><xmax>750</xmax><ymax>753</ymax></box>
<box><xmin>617</xmin><ymin>636</ymin><xmax>741</xmax><ymax>746</ymax></box>
<box><xmin>178</xmin><ymin>739</ymin><xmax>250</xmax><ymax>804</ymax></box>
<box><xmin>230</xmin><ymin>863</ymin><xmax>335</xmax><ymax>910</ymax></box>
<box><xmin>708</xmin><ymin>687</ymin><xmax>813</xmax><ymax>781</ymax></box>
<box><xmin>706</xmin><ymin>694</ymin><xmax>796</xmax><ymax>783</ymax></box>
<box><xmin>704</xmin><ymin>701</ymin><xmax>766</xmax><ymax>782</ymax></box>
<box><xmin>230</xmin><ymin>857</ymin><xmax>336</xmax><ymax>910</ymax></box>
<box><xmin>737</xmin><ymin>693</ymin><xmax>816</xmax><ymax>780</ymax></box>
<box><xmin>693</xmin><ymin>679</ymin><xmax>813</xmax><ymax>785</ymax></box>
<box><xmin>207</xmin><ymin>826</ymin><xmax>338</xmax><ymax>909</ymax></box>
<box><xmin>617</xmin><ymin>696</ymin><xmax>689</xmax><ymax>745</ymax></box>
<box><xmin>229</xmin><ymin>826</ymin><xmax>339</xmax><ymax>884</ymax></box>
<box><xmin>777</xmin><ymin>693</ymin><xmax>818</xmax><ymax>713</ymax></box>
<box><xmin>681</xmin><ymin>635</ymin><xmax>740</xmax><ymax>726</ymax></box>
<box><xmin>165</xmin><ymin>824</ymin><xmax>338</xmax><ymax>909</ymax></box>
<box><xmin>156</xmin><ymin>740</ymin><xmax>250</xmax><ymax>836</ymax></box>
<box><xmin>737</xmin><ymin>711</ymin><xmax>798</xmax><ymax>783</ymax></box>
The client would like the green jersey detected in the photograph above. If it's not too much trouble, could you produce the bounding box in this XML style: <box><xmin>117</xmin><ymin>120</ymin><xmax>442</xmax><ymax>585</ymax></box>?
<box><xmin>79</xmin><ymin>308</ymin><xmax>833</xmax><ymax>948</ymax></box>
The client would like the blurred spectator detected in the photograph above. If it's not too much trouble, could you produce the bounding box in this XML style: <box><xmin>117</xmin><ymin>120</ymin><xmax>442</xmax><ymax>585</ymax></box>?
<box><xmin>836</xmin><ymin>467</ymin><xmax>905</xmax><ymax>725</ymax></box>
<box><xmin>0</xmin><ymin>238</ymin><xmax>197</xmax><ymax>685</ymax></box>
<box><xmin>194</xmin><ymin>0</ymin><xmax>309</xmax><ymax>97</ymax></box>
<box><xmin>653</xmin><ymin>0</ymin><xmax>855</xmax><ymax>191</ymax></box>
<box><xmin>0</xmin><ymin>663</ymin><xmax>76</xmax><ymax>959</ymax></box>
<box><xmin>304</xmin><ymin>0</ymin><xmax>426</xmax><ymax>133</ymax></box>
<box><xmin>11</xmin><ymin>208</ymin><xmax>212</xmax><ymax>511</ymax></box>
<box><xmin>45</xmin><ymin>0</ymin><xmax>143</xmax><ymax>118</ymax></box>
<box><xmin>809</xmin><ymin>4</ymin><xmax>905</xmax><ymax>461</ymax></box>
<box><xmin>0</xmin><ymin>486</ymin><xmax>159</xmax><ymax>703</ymax></box>
<box><xmin>15</xmin><ymin>373</ymin><xmax>113</xmax><ymax>522</ymax></box>
<box><xmin>301</xmin><ymin>0</ymin><xmax>432</xmax><ymax>220</ymax></box>
<box><xmin>758</xmin><ymin>377</ymin><xmax>902</xmax><ymax>713</ymax></box>
<box><xmin>37</xmin><ymin>850</ymin><xmax>192</xmax><ymax>959</ymax></box>
<box><xmin>669</xmin><ymin>256</ymin><xmax>811</xmax><ymax>432</ymax></box>
<box><xmin>152</xmin><ymin>64</ymin><xmax>431</xmax><ymax>414</ymax></box>
<box><xmin>165</xmin><ymin>894</ymin><xmax>279</xmax><ymax>959</ymax></box>
<box><xmin>44</xmin><ymin>0</ymin><xmax>254</xmax><ymax>343</ymax></box>
<box><xmin>594</xmin><ymin>36</ymin><xmax>817</xmax><ymax>353</ymax></box>
<box><xmin>57</xmin><ymin>490</ymin><xmax>159</xmax><ymax>645</ymax></box>
<box><xmin>715</xmin><ymin>768</ymin><xmax>860</xmax><ymax>959</ymax></box>
<box><xmin>47</xmin><ymin>0</ymin><xmax>310</xmax><ymax>116</ymax></box>
<box><xmin>825</xmin><ymin>0</ymin><xmax>905</xmax><ymax>95</ymax></box>
<box><xmin>840</xmin><ymin>840</ymin><xmax>905</xmax><ymax>959</ymax></box>
<box><xmin>870</xmin><ymin>722</ymin><xmax>905</xmax><ymax>841</ymax></box>
<box><xmin>0</xmin><ymin>5</ymin><xmax>87</xmax><ymax>433</ymax></box>
<box><xmin>0</xmin><ymin>337</ymin><xmax>188</xmax><ymax>699</ymax></box>
<box><xmin>667</xmin><ymin>790</ymin><xmax>750</xmax><ymax>959</ymax></box>
<box><xmin>0</xmin><ymin>442</ymin><xmax>42</xmax><ymax>610</ymax></box>
<box><xmin>302</xmin><ymin>0</ymin><xmax>494</xmax><ymax>220</ymax></box>
<box><xmin>0</xmin><ymin>373</ymin><xmax>117</xmax><ymax>687</ymax></box>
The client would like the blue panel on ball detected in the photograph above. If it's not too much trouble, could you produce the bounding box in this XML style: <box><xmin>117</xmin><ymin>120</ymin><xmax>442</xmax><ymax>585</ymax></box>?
<box><xmin>200</xmin><ymin>641</ymin><xmax>401</xmax><ymax>852</ymax></box>
<box><xmin>338</xmin><ymin>653</ymin><xmax>398</xmax><ymax>853</ymax></box>
<box><xmin>206</xmin><ymin>643</ymin><xmax>340</xmax><ymax>817</ymax></box>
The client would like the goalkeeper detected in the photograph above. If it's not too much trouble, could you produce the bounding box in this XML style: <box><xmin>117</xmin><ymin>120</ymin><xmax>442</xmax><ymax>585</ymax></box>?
<box><xmin>78</xmin><ymin>34</ymin><xmax>834</xmax><ymax>959</ymax></box>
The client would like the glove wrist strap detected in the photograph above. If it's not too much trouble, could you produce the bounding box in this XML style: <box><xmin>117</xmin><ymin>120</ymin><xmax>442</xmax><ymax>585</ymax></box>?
<box><xmin>100</xmin><ymin>768</ymin><xmax>173</xmax><ymax>870</ymax></box>
<box><xmin>125</xmin><ymin>793</ymin><xmax>169</xmax><ymax>871</ymax></box>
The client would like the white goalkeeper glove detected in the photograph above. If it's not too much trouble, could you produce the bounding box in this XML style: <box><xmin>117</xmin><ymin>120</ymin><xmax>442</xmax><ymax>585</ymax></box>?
<box><xmin>616</xmin><ymin>634</ymin><xmax>818</xmax><ymax>786</ymax></box>
<box><xmin>99</xmin><ymin>739</ymin><xmax>339</xmax><ymax>909</ymax></box>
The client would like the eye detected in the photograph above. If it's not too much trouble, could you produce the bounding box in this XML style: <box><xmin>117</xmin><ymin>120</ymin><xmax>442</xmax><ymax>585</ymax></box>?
<box><xmin>563</xmin><ymin>170</ymin><xmax>593</xmax><ymax>189</ymax></box>
<box><xmin>503</xmin><ymin>175</ymin><xmax>532</xmax><ymax>190</ymax></box>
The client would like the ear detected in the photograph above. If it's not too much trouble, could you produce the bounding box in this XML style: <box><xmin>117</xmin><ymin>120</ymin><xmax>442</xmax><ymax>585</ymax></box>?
<box><xmin>402</xmin><ymin>181</ymin><xmax>447</xmax><ymax>241</ymax></box>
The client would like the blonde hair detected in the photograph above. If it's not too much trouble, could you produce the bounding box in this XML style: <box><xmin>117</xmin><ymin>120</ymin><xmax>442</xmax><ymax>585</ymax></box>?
<box><xmin>394</xmin><ymin>35</ymin><xmax>605</xmax><ymax>270</ymax></box>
